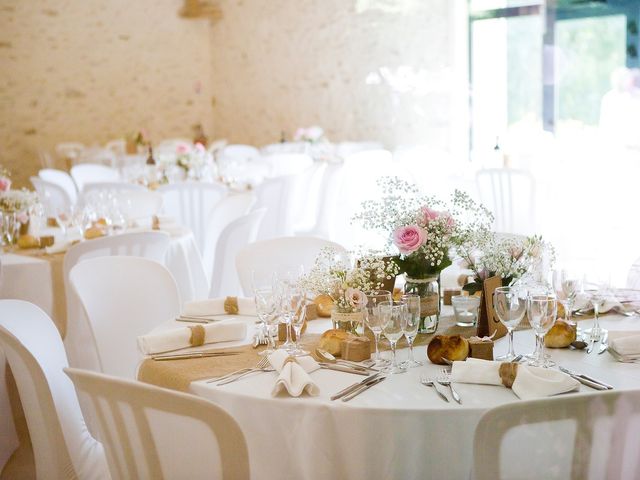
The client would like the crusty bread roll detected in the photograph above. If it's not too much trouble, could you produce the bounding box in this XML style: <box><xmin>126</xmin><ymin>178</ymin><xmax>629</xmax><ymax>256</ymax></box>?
<box><xmin>17</xmin><ymin>234</ymin><xmax>39</xmax><ymax>249</ymax></box>
<box><xmin>314</xmin><ymin>294</ymin><xmax>334</xmax><ymax>318</ymax></box>
<box><xmin>84</xmin><ymin>226</ymin><xmax>106</xmax><ymax>240</ymax></box>
<box><xmin>427</xmin><ymin>335</ymin><xmax>469</xmax><ymax>364</ymax></box>
<box><xmin>544</xmin><ymin>319</ymin><xmax>576</xmax><ymax>348</ymax></box>
<box><xmin>318</xmin><ymin>329</ymin><xmax>353</xmax><ymax>356</ymax></box>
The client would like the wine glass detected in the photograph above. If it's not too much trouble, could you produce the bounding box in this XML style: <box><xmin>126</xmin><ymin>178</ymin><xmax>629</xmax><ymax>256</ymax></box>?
<box><xmin>1</xmin><ymin>211</ymin><xmax>18</xmax><ymax>250</ymax></box>
<box><xmin>400</xmin><ymin>294</ymin><xmax>422</xmax><ymax>367</ymax></box>
<box><xmin>378</xmin><ymin>301</ymin><xmax>407</xmax><ymax>374</ymax></box>
<box><xmin>527</xmin><ymin>293</ymin><xmax>557</xmax><ymax>367</ymax></box>
<box><xmin>583</xmin><ymin>275</ymin><xmax>610</xmax><ymax>341</ymax></box>
<box><xmin>364</xmin><ymin>290</ymin><xmax>392</xmax><ymax>366</ymax></box>
<box><xmin>254</xmin><ymin>287</ymin><xmax>279</xmax><ymax>354</ymax></box>
<box><xmin>552</xmin><ymin>268</ymin><xmax>581</xmax><ymax>325</ymax></box>
<box><xmin>276</xmin><ymin>276</ymin><xmax>304</xmax><ymax>353</ymax></box>
<box><xmin>290</xmin><ymin>293</ymin><xmax>309</xmax><ymax>356</ymax></box>
<box><xmin>493</xmin><ymin>286</ymin><xmax>527</xmax><ymax>361</ymax></box>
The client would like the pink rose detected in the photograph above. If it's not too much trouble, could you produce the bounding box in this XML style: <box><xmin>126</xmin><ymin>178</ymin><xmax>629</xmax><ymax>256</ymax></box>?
<box><xmin>194</xmin><ymin>142</ymin><xmax>206</xmax><ymax>153</ymax></box>
<box><xmin>0</xmin><ymin>177</ymin><xmax>11</xmax><ymax>192</ymax></box>
<box><xmin>176</xmin><ymin>143</ymin><xmax>190</xmax><ymax>154</ymax></box>
<box><xmin>392</xmin><ymin>225</ymin><xmax>425</xmax><ymax>254</ymax></box>
<box><xmin>443</xmin><ymin>214</ymin><xmax>455</xmax><ymax>230</ymax></box>
<box><xmin>421</xmin><ymin>206</ymin><xmax>439</xmax><ymax>224</ymax></box>
<box><xmin>345</xmin><ymin>287</ymin><xmax>367</xmax><ymax>309</ymax></box>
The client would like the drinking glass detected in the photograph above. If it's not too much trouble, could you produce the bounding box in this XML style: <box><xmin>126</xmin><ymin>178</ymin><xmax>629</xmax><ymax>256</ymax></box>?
<box><xmin>400</xmin><ymin>294</ymin><xmax>422</xmax><ymax>367</ymax></box>
<box><xmin>527</xmin><ymin>293</ymin><xmax>557</xmax><ymax>367</ymax></box>
<box><xmin>254</xmin><ymin>287</ymin><xmax>279</xmax><ymax>354</ymax></box>
<box><xmin>365</xmin><ymin>290</ymin><xmax>392</xmax><ymax>366</ymax></box>
<box><xmin>290</xmin><ymin>295</ymin><xmax>309</xmax><ymax>356</ymax></box>
<box><xmin>493</xmin><ymin>286</ymin><xmax>527</xmax><ymax>361</ymax></box>
<box><xmin>379</xmin><ymin>301</ymin><xmax>407</xmax><ymax>374</ymax></box>
<box><xmin>583</xmin><ymin>276</ymin><xmax>610</xmax><ymax>341</ymax></box>
<box><xmin>1</xmin><ymin>211</ymin><xmax>18</xmax><ymax>250</ymax></box>
<box><xmin>552</xmin><ymin>268</ymin><xmax>581</xmax><ymax>325</ymax></box>
<box><xmin>274</xmin><ymin>266</ymin><xmax>304</xmax><ymax>352</ymax></box>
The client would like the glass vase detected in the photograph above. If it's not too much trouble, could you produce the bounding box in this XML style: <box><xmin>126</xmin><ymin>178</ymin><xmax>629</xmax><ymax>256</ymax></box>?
<box><xmin>404</xmin><ymin>274</ymin><xmax>440</xmax><ymax>333</ymax></box>
<box><xmin>331</xmin><ymin>308</ymin><xmax>363</xmax><ymax>335</ymax></box>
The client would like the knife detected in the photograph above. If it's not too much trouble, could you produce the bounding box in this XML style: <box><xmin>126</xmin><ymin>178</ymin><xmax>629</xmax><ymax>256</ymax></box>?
<box><xmin>152</xmin><ymin>351</ymin><xmax>240</xmax><ymax>360</ymax></box>
<box><xmin>342</xmin><ymin>376</ymin><xmax>387</xmax><ymax>402</ymax></box>
<box><xmin>558</xmin><ymin>366</ymin><xmax>613</xmax><ymax>390</ymax></box>
<box><xmin>597</xmin><ymin>331</ymin><xmax>609</xmax><ymax>355</ymax></box>
<box><xmin>330</xmin><ymin>372</ymin><xmax>382</xmax><ymax>400</ymax></box>
<box><xmin>320</xmin><ymin>364</ymin><xmax>369</xmax><ymax>376</ymax></box>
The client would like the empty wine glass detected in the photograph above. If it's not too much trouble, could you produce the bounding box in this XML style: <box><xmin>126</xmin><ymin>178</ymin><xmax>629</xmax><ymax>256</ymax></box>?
<box><xmin>365</xmin><ymin>290</ymin><xmax>392</xmax><ymax>366</ymax></box>
<box><xmin>290</xmin><ymin>294</ymin><xmax>309</xmax><ymax>357</ymax></box>
<box><xmin>274</xmin><ymin>265</ymin><xmax>304</xmax><ymax>352</ymax></box>
<box><xmin>254</xmin><ymin>287</ymin><xmax>279</xmax><ymax>354</ymax></box>
<box><xmin>400</xmin><ymin>294</ymin><xmax>422</xmax><ymax>367</ymax></box>
<box><xmin>583</xmin><ymin>276</ymin><xmax>610</xmax><ymax>341</ymax></box>
<box><xmin>552</xmin><ymin>268</ymin><xmax>581</xmax><ymax>324</ymax></box>
<box><xmin>527</xmin><ymin>293</ymin><xmax>557</xmax><ymax>367</ymax></box>
<box><xmin>1</xmin><ymin>211</ymin><xmax>18</xmax><ymax>250</ymax></box>
<box><xmin>493</xmin><ymin>286</ymin><xmax>527</xmax><ymax>361</ymax></box>
<box><xmin>379</xmin><ymin>301</ymin><xmax>407</xmax><ymax>374</ymax></box>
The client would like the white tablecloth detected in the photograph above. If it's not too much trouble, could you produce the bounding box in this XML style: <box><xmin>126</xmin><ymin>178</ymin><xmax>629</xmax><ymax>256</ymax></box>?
<box><xmin>183</xmin><ymin>314</ymin><xmax>640</xmax><ymax>480</ymax></box>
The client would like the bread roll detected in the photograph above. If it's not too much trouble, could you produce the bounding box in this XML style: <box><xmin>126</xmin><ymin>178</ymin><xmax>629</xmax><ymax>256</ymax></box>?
<box><xmin>544</xmin><ymin>319</ymin><xmax>576</xmax><ymax>348</ymax></box>
<box><xmin>314</xmin><ymin>294</ymin><xmax>334</xmax><ymax>318</ymax></box>
<box><xmin>318</xmin><ymin>329</ymin><xmax>352</xmax><ymax>356</ymax></box>
<box><xmin>84</xmin><ymin>226</ymin><xmax>106</xmax><ymax>240</ymax></box>
<box><xmin>17</xmin><ymin>234</ymin><xmax>39</xmax><ymax>249</ymax></box>
<box><xmin>427</xmin><ymin>335</ymin><xmax>469</xmax><ymax>364</ymax></box>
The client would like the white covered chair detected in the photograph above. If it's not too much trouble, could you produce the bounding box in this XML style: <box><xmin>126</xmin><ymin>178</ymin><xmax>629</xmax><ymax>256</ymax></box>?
<box><xmin>39</xmin><ymin>168</ymin><xmax>78</xmax><ymax>204</ymax></box>
<box><xmin>0</xmin><ymin>300</ymin><xmax>109</xmax><ymax>480</ymax></box>
<box><xmin>252</xmin><ymin>174</ymin><xmax>299</xmax><ymax>241</ymax></box>
<box><xmin>335</xmin><ymin>141</ymin><xmax>384</xmax><ymax>157</ymax></box>
<box><xmin>473</xmin><ymin>390</ymin><xmax>640</xmax><ymax>480</ymax></box>
<box><xmin>76</xmin><ymin>147</ymin><xmax>117</xmax><ymax>168</ymax></box>
<box><xmin>55</xmin><ymin>142</ymin><xmax>86</xmax><ymax>165</ymax></box>
<box><xmin>70</xmin><ymin>164</ymin><xmax>121</xmax><ymax>193</ymax></box>
<box><xmin>30</xmin><ymin>176</ymin><xmax>74</xmax><ymax>216</ymax></box>
<box><xmin>63</xmin><ymin>232</ymin><xmax>171</xmax><ymax>374</ymax></box>
<box><xmin>210</xmin><ymin>208</ymin><xmax>266</xmax><ymax>298</ymax></box>
<box><xmin>236</xmin><ymin>236</ymin><xmax>347</xmax><ymax>296</ymax></box>
<box><xmin>201</xmin><ymin>191</ymin><xmax>256</xmax><ymax>285</ymax></box>
<box><xmin>118</xmin><ymin>190</ymin><xmax>163</xmax><ymax>222</ymax></box>
<box><xmin>626</xmin><ymin>256</ymin><xmax>640</xmax><ymax>290</ymax></box>
<box><xmin>297</xmin><ymin>162</ymin><xmax>344</xmax><ymax>239</ymax></box>
<box><xmin>221</xmin><ymin>144</ymin><xmax>260</xmax><ymax>161</ymax></box>
<box><xmin>82</xmin><ymin>181</ymin><xmax>146</xmax><ymax>195</ymax></box>
<box><xmin>261</xmin><ymin>153</ymin><xmax>313</xmax><ymax>178</ymax></box>
<box><xmin>69</xmin><ymin>256</ymin><xmax>180</xmax><ymax>378</ymax></box>
<box><xmin>476</xmin><ymin>168</ymin><xmax>536</xmax><ymax>235</ymax></box>
<box><xmin>65</xmin><ymin>367</ymin><xmax>249</xmax><ymax>480</ymax></box>
<box><xmin>104</xmin><ymin>138</ymin><xmax>126</xmax><ymax>156</ymax></box>
<box><xmin>158</xmin><ymin>182</ymin><xmax>228</xmax><ymax>256</ymax></box>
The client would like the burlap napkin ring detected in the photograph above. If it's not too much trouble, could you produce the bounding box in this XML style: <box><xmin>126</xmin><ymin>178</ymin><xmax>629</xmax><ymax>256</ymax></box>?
<box><xmin>224</xmin><ymin>296</ymin><xmax>239</xmax><ymax>314</ymax></box>
<box><xmin>499</xmin><ymin>362</ymin><xmax>518</xmax><ymax>388</ymax></box>
<box><xmin>188</xmin><ymin>325</ymin><xmax>206</xmax><ymax>347</ymax></box>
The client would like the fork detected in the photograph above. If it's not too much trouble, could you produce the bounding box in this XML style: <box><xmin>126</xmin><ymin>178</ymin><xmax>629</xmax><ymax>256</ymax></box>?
<box><xmin>216</xmin><ymin>357</ymin><xmax>274</xmax><ymax>385</ymax></box>
<box><xmin>437</xmin><ymin>369</ymin><xmax>461</xmax><ymax>404</ymax></box>
<box><xmin>206</xmin><ymin>357</ymin><xmax>270</xmax><ymax>384</ymax></box>
<box><xmin>420</xmin><ymin>375</ymin><xmax>449</xmax><ymax>403</ymax></box>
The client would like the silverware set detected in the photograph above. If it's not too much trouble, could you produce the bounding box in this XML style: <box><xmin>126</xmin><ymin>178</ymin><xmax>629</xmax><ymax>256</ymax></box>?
<box><xmin>420</xmin><ymin>376</ymin><xmax>449</xmax><ymax>403</ymax></box>
<box><xmin>207</xmin><ymin>357</ymin><xmax>273</xmax><ymax>385</ymax></box>
<box><xmin>152</xmin><ymin>350</ymin><xmax>240</xmax><ymax>361</ymax></box>
<box><xmin>330</xmin><ymin>372</ymin><xmax>386</xmax><ymax>401</ymax></box>
<box><xmin>558</xmin><ymin>366</ymin><xmax>613</xmax><ymax>390</ymax></box>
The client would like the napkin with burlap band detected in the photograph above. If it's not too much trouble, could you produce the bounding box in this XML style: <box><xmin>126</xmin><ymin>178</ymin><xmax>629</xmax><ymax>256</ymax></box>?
<box><xmin>608</xmin><ymin>331</ymin><xmax>640</xmax><ymax>362</ymax></box>
<box><xmin>137</xmin><ymin>322</ymin><xmax>247</xmax><ymax>355</ymax></box>
<box><xmin>268</xmin><ymin>350</ymin><xmax>320</xmax><ymax>397</ymax></box>
<box><xmin>183</xmin><ymin>297</ymin><xmax>256</xmax><ymax>316</ymax></box>
<box><xmin>451</xmin><ymin>358</ymin><xmax>579</xmax><ymax>400</ymax></box>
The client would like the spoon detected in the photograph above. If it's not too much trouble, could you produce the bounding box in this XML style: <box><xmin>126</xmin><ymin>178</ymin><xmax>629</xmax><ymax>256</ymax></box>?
<box><xmin>315</xmin><ymin>348</ymin><xmax>378</xmax><ymax>371</ymax></box>
<box><xmin>569</xmin><ymin>340</ymin><xmax>588</xmax><ymax>350</ymax></box>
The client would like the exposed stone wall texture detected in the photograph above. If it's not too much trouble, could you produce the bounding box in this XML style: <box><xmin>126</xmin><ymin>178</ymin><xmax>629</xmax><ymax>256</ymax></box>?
<box><xmin>211</xmin><ymin>0</ymin><xmax>467</xmax><ymax>151</ymax></box>
<box><xmin>0</xmin><ymin>0</ymin><xmax>214</xmax><ymax>187</ymax></box>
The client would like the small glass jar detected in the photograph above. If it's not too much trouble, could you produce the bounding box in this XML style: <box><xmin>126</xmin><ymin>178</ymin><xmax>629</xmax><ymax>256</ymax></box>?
<box><xmin>452</xmin><ymin>295</ymin><xmax>481</xmax><ymax>327</ymax></box>
<box><xmin>404</xmin><ymin>275</ymin><xmax>440</xmax><ymax>333</ymax></box>
<box><xmin>331</xmin><ymin>308</ymin><xmax>364</xmax><ymax>335</ymax></box>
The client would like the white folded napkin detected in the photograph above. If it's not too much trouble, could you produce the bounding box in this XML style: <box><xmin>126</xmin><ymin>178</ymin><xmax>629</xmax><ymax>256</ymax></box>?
<box><xmin>45</xmin><ymin>242</ymin><xmax>72</xmax><ymax>255</ymax></box>
<box><xmin>573</xmin><ymin>292</ymin><xmax>622</xmax><ymax>313</ymax></box>
<box><xmin>137</xmin><ymin>321</ymin><xmax>247</xmax><ymax>355</ymax></box>
<box><xmin>451</xmin><ymin>358</ymin><xmax>579</xmax><ymax>400</ymax></box>
<box><xmin>183</xmin><ymin>297</ymin><xmax>256</xmax><ymax>316</ymax></box>
<box><xmin>268</xmin><ymin>350</ymin><xmax>320</xmax><ymax>397</ymax></box>
<box><xmin>608</xmin><ymin>331</ymin><xmax>640</xmax><ymax>361</ymax></box>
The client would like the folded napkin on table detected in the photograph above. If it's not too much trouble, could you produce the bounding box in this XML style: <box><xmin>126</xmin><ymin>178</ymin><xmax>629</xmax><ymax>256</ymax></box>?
<box><xmin>573</xmin><ymin>292</ymin><xmax>623</xmax><ymax>314</ymax></box>
<box><xmin>451</xmin><ymin>358</ymin><xmax>579</xmax><ymax>400</ymax></box>
<box><xmin>268</xmin><ymin>350</ymin><xmax>320</xmax><ymax>397</ymax></box>
<box><xmin>183</xmin><ymin>297</ymin><xmax>256</xmax><ymax>316</ymax></box>
<box><xmin>607</xmin><ymin>331</ymin><xmax>640</xmax><ymax>362</ymax></box>
<box><xmin>137</xmin><ymin>321</ymin><xmax>247</xmax><ymax>355</ymax></box>
<box><xmin>45</xmin><ymin>242</ymin><xmax>72</xmax><ymax>255</ymax></box>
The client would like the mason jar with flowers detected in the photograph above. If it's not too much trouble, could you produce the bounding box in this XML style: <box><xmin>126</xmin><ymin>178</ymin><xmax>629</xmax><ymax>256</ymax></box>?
<box><xmin>0</xmin><ymin>188</ymin><xmax>38</xmax><ymax>247</ymax></box>
<box><xmin>301</xmin><ymin>247</ymin><xmax>398</xmax><ymax>334</ymax></box>
<box><xmin>354</xmin><ymin>178</ymin><xmax>493</xmax><ymax>333</ymax></box>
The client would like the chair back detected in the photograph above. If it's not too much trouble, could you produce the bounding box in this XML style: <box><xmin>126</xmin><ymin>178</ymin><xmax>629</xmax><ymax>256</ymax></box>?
<box><xmin>104</xmin><ymin>139</ymin><xmax>126</xmax><ymax>156</ymax></box>
<box><xmin>473</xmin><ymin>390</ymin><xmax>640</xmax><ymax>480</ymax></box>
<box><xmin>158</xmin><ymin>182</ymin><xmax>228</xmax><ymax>255</ymax></box>
<box><xmin>236</xmin><ymin>236</ymin><xmax>347</xmax><ymax>295</ymax></box>
<box><xmin>0</xmin><ymin>300</ymin><xmax>108</xmax><ymax>480</ymax></box>
<box><xmin>39</xmin><ymin>168</ymin><xmax>78</xmax><ymax>204</ymax></box>
<box><xmin>70</xmin><ymin>164</ymin><xmax>121</xmax><ymax>193</ymax></box>
<box><xmin>221</xmin><ymin>144</ymin><xmax>260</xmax><ymax>161</ymax></box>
<box><xmin>30</xmin><ymin>176</ymin><xmax>73</xmax><ymax>216</ymax></box>
<box><xmin>63</xmin><ymin>232</ymin><xmax>171</xmax><ymax>373</ymax></box>
<box><xmin>65</xmin><ymin>367</ymin><xmax>249</xmax><ymax>480</ymax></box>
<box><xmin>210</xmin><ymin>208</ymin><xmax>266</xmax><ymax>297</ymax></box>
<box><xmin>55</xmin><ymin>142</ymin><xmax>85</xmax><ymax>165</ymax></box>
<box><xmin>626</xmin><ymin>257</ymin><xmax>640</xmax><ymax>289</ymax></box>
<box><xmin>69</xmin><ymin>256</ymin><xmax>180</xmax><ymax>378</ymax></box>
<box><xmin>76</xmin><ymin>148</ymin><xmax>118</xmax><ymax>168</ymax></box>
<box><xmin>201</xmin><ymin>192</ymin><xmax>256</xmax><ymax>283</ymax></box>
<box><xmin>252</xmin><ymin>174</ymin><xmax>298</xmax><ymax>240</ymax></box>
<box><xmin>476</xmin><ymin>168</ymin><xmax>535</xmax><ymax>235</ymax></box>
<box><xmin>261</xmin><ymin>153</ymin><xmax>313</xmax><ymax>177</ymax></box>
<box><xmin>335</xmin><ymin>141</ymin><xmax>383</xmax><ymax>157</ymax></box>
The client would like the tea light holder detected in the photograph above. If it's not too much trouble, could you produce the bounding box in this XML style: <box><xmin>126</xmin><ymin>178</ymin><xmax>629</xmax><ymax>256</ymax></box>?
<box><xmin>452</xmin><ymin>295</ymin><xmax>481</xmax><ymax>327</ymax></box>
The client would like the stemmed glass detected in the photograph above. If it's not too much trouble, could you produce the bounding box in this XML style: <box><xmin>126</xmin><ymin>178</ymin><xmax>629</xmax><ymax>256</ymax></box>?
<box><xmin>583</xmin><ymin>276</ymin><xmax>610</xmax><ymax>341</ymax></box>
<box><xmin>527</xmin><ymin>293</ymin><xmax>557</xmax><ymax>367</ymax></box>
<box><xmin>1</xmin><ymin>211</ymin><xmax>19</xmax><ymax>250</ymax></box>
<box><xmin>364</xmin><ymin>290</ymin><xmax>392</xmax><ymax>366</ymax></box>
<box><xmin>552</xmin><ymin>269</ymin><xmax>581</xmax><ymax>325</ymax></box>
<box><xmin>275</xmin><ymin>266</ymin><xmax>305</xmax><ymax>353</ymax></box>
<box><xmin>254</xmin><ymin>287</ymin><xmax>279</xmax><ymax>354</ymax></box>
<box><xmin>378</xmin><ymin>301</ymin><xmax>407</xmax><ymax>374</ymax></box>
<box><xmin>400</xmin><ymin>294</ymin><xmax>422</xmax><ymax>367</ymax></box>
<box><xmin>493</xmin><ymin>286</ymin><xmax>527</xmax><ymax>361</ymax></box>
<box><xmin>290</xmin><ymin>293</ymin><xmax>309</xmax><ymax>356</ymax></box>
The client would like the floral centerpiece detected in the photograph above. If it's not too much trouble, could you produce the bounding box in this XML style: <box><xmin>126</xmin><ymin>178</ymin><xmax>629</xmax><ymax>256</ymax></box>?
<box><xmin>353</xmin><ymin>177</ymin><xmax>493</xmax><ymax>332</ymax></box>
<box><xmin>174</xmin><ymin>142</ymin><xmax>212</xmax><ymax>180</ymax></box>
<box><xmin>0</xmin><ymin>189</ymin><xmax>38</xmax><ymax>244</ymax></box>
<box><xmin>301</xmin><ymin>247</ymin><xmax>399</xmax><ymax>333</ymax></box>
<box><xmin>0</xmin><ymin>165</ymin><xmax>11</xmax><ymax>192</ymax></box>
<box><xmin>293</xmin><ymin>125</ymin><xmax>326</xmax><ymax>144</ymax></box>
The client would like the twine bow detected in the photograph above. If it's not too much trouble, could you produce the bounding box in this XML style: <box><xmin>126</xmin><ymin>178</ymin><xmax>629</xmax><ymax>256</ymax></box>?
<box><xmin>224</xmin><ymin>296</ymin><xmax>239</xmax><ymax>314</ymax></box>
<box><xmin>499</xmin><ymin>362</ymin><xmax>518</xmax><ymax>388</ymax></box>
<box><xmin>188</xmin><ymin>325</ymin><xmax>206</xmax><ymax>347</ymax></box>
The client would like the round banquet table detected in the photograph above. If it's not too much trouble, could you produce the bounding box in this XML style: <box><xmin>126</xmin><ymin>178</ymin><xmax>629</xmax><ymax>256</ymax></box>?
<box><xmin>0</xmin><ymin>226</ymin><xmax>208</xmax><ymax>471</ymax></box>
<box><xmin>140</xmin><ymin>312</ymin><xmax>640</xmax><ymax>480</ymax></box>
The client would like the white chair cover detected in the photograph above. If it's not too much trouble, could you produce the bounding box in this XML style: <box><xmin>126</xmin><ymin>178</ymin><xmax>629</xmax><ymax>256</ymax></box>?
<box><xmin>236</xmin><ymin>236</ymin><xmax>347</xmax><ymax>296</ymax></box>
<box><xmin>39</xmin><ymin>168</ymin><xmax>78</xmax><ymax>204</ymax></box>
<box><xmin>76</xmin><ymin>148</ymin><xmax>117</xmax><ymax>168</ymax></box>
<box><xmin>158</xmin><ymin>182</ymin><xmax>228</xmax><ymax>257</ymax></box>
<box><xmin>261</xmin><ymin>153</ymin><xmax>313</xmax><ymax>178</ymax></box>
<box><xmin>30</xmin><ymin>177</ymin><xmax>74</xmax><ymax>216</ymax></box>
<box><xmin>55</xmin><ymin>142</ymin><xmax>85</xmax><ymax>165</ymax></box>
<box><xmin>252</xmin><ymin>174</ymin><xmax>298</xmax><ymax>241</ymax></box>
<box><xmin>65</xmin><ymin>367</ymin><xmax>249</xmax><ymax>480</ymax></box>
<box><xmin>210</xmin><ymin>208</ymin><xmax>266</xmax><ymax>298</ymax></box>
<box><xmin>70</xmin><ymin>164</ymin><xmax>121</xmax><ymax>193</ymax></box>
<box><xmin>63</xmin><ymin>232</ymin><xmax>171</xmax><ymax>374</ymax></box>
<box><xmin>335</xmin><ymin>141</ymin><xmax>384</xmax><ymax>157</ymax></box>
<box><xmin>104</xmin><ymin>139</ymin><xmax>126</xmax><ymax>156</ymax></box>
<box><xmin>473</xmin><ymin>390</ymin><xmax>640</xmax><ymax>480</ymax></box>
<box><xmin>0</xmin><ymin>300</ymin><xmax>109</xmax><ymax>480</ymax></box>
<box><xmin>221</xmin><ymin>144</ymin><xmax>260</xmax><ymax>161</ymax></box>
<box><xmin>69</xmin><ymin>256</ymin><xmax>180</xmax><ymax>379</ymax></box>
